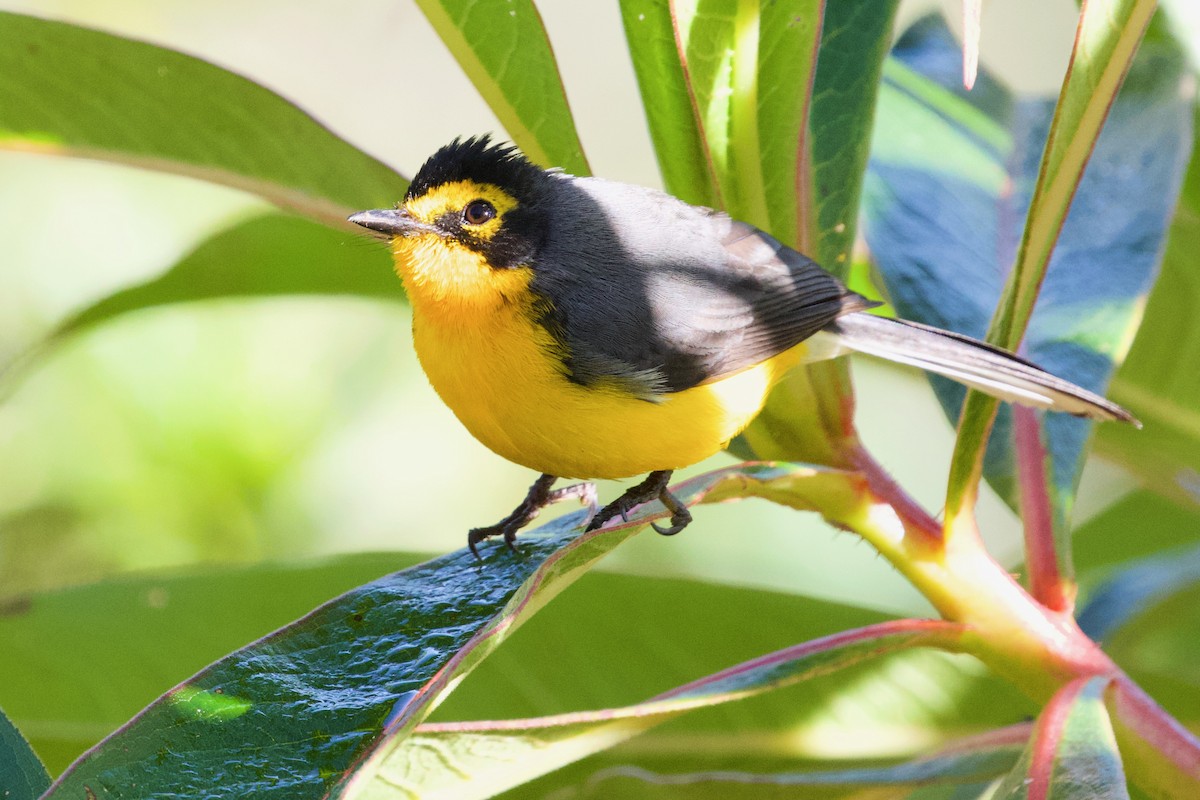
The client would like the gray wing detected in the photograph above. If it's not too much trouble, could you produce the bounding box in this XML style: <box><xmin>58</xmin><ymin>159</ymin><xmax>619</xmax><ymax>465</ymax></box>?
<box><xmin>530</xmin><ymin>177</ymin><xmax>873</xmax><ymax>398</ymax></box>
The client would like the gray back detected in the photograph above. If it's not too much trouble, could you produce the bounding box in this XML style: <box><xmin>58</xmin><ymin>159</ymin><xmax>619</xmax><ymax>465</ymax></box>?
<box><xmin>529</xmin><ymin>176</ymin><xmax>870</xmax><ymax>398</ymax></box>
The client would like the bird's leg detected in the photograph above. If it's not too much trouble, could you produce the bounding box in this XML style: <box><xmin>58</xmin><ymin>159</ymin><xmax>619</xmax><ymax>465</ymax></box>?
<box><xmin>468</xmin><ymin>473</ymin><xmax>598</xmax><ymax>558</ymax></box>
<box><xmin>585</xmin><ymin>470</ymin><xmax>693</xmax><ymax>536</ymax></box>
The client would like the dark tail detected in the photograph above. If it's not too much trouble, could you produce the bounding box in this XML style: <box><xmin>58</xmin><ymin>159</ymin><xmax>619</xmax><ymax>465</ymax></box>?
<box><xmin>826</xmin><ymin>313</ymin><xmax>1138</xmax><ymax>425</ymax></box>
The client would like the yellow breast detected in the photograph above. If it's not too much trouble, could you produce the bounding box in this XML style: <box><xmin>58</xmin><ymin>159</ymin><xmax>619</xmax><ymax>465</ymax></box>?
<box><xmin>396</xmin><ymin>236</ymin><xmax>800</xmax><ymax>479</ymax></box>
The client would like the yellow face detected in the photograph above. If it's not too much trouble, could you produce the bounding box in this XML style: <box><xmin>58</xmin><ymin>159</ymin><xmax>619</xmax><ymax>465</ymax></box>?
<box><xmin>393</xmin><ymin>178</ymin><xmax>533</xmax><ymax>318</ymax></box>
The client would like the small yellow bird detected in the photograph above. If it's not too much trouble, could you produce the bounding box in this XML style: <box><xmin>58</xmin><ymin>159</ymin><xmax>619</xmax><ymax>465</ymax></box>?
<box><xmin>350</xmin><ymin>136</ymin><xmax>1134</xmax><ymax>555</ymax></box>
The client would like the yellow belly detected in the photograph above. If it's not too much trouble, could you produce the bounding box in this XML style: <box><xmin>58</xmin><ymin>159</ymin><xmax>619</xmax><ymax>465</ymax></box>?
<box><xmin>412</xmin><ymin>300</ymin><xmax>804</xmax><ymax>479</ymax></box>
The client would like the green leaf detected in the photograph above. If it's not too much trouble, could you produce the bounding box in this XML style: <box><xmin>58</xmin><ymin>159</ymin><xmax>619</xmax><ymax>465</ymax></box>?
<box><xmin>669</xmin><ymin>0</ymin><xmax>744</xmax><ymax>215</ymax></box>
<box><xmin>667</xmin><ymin>0</ymin><xmax>824</xmax><ymax>233</ymax></box>
<box><xmin>1097</xmin><ymin>105</ymin><xmax>1200</xmax><ymax>509</ymax></box>
<box><xmin>1</xmin><ymin>557</ymin><xmax>1026</xmax><ymax>784</ymax></box>
<box><xmin>1106</xmin><ymin>676</ymin><xmax>1200</xmax><ymax>799</ymax></box>
<box><xmin>33</xmin><ymin>463</ymin><xmax>866</xmax><ymax>796</ymax></box>
<box><xmin>415</xmin><ymin>0</ymin><xmax>588</xmax><ymax>174</ymax></box>
<box><xmin>58</xmin><ymin>213</ymin><xmax>403</xmax><ymax>331</ymax></box>
<box><xmin>0</xmin><ymin>212</ymin><xmax>401</xmax><ymax>396</ymax></box>
<box><xmin>0</xmin><ymin>553</ymin><xmax>427</xmax><ymax>776</ymax></box>
<box><xmin>863</xmin><ymin>17</ymin><xmax>1192</xmax><ymax>571</ymax></box>
<box><xmin>1092</xmin><ymin>556</ymin><xmax>1200</xmax><ymax>706</ymax></box>
<box><xmin>0</xmin><ymin>13</ymin><xmax>407</xmax><ymax>227</ymax></box>
<box><xmin>1077</xmin><ymin>544</ymin><xmax>1200</xmax><ymax>645</ymax></box>
<box><xmin>735</xmin><ymin>1</ymin><xmax>900</xmax><ymax>467</ymax></box>
<box><xmin>942</xmin><ymin>0</ymin><xmax>1167</xmax><ymax>530</ymax></box>
<box><xmin>1072</xmin><ymin>492</ymin><xmax>1200</xmax><ymax>725</ymax></box>
<box><xmin>995</xmin><ymin>677</ymin><xmax>1128</xmax><ymax>800</ymax></box>
<box><xmin>341</xmin><ymin>620</ymin><xmax>966</xmax><ymax>798</ymax></box>
<box><xmin>506</xmin><ymin>725</ymin><xmax>1026</xmax><ymax>800</ymax></box>
<box><xmin>755</xmin><ymin>0</ymin><xmax>825</xmax><ymax>251</ymax></box>
<box><xmin>40</xmin><ymin>508</ymin><xmax>619</xmax><ymax>797</ymax></box>
<box><xmin>807</xmin><ymin>0</ymin><xmax>900</xmax><ymax>271</ymax></box>
<box><xmin>619</xmin><ymin>0</ymin><xmax>722</xmax><ymax>208</ymax></box>
<box><xmin>0</xmin><ymin>706</ymin><xmax>49</xmax><ymax>800</ymax></box>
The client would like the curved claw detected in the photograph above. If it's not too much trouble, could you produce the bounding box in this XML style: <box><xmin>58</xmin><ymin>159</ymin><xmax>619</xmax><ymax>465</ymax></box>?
<box><xmin>467</xmin><ymin>529</ymin><xmax>489</xmax><ymax>561</ymax></box>
<box><xmin>651</xmin><ymin>501</ymin><xmax>692</xmax><ymax>536</ymax></box>
<box><xmin>651</xmin><ymin>518</ymin><xmax>688</xmax><ymax>536</ymax></box>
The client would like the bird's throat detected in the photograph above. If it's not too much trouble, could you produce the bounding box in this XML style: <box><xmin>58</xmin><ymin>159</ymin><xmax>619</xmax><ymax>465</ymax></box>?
<box><xmin>393</xmin><ymin>234</ymin><xmax>534</xmax><ymax>324</ymax></box>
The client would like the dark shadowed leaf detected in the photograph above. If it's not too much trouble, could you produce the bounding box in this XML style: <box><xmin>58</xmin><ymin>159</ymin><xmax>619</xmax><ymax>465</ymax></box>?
<box><xmin>0</xmin><ymin>707</ymin><xmax>49</xmax><ymax>800</ymax></box>
<box><xmin>863</xmin><ymin>16</ymin><xmax>1191</xmax><ymax>549</ymax></box>
<box><xmin>0</xmin><ymin>12</ymin><xmax>407</xmax><ymax>227</ymax></box>
<box><xmin>807</xmin><ymin>0</ymin><xmax>901</xmax><ymax>271</ymax></box>
<box><xmin>1097</xmin><ymin>106</ymin><xmax>1200</xmax><ymax>509</ymax></box>
<box><xmin>415</xmin><ymin>0</ymin><xmax>588</xmax><ymax>174</ymax></box>
<box><xmin>41</xmin><ymin>508</ymin><xmax>618</xmax><ymax>798</ymax></box>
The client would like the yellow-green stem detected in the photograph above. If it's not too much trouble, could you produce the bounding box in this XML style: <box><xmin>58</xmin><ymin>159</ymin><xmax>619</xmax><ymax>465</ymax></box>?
<box><xmin>838</xmin><ymin>482</ymin><xmax>1112</xmax><ymax>702</ymax></box>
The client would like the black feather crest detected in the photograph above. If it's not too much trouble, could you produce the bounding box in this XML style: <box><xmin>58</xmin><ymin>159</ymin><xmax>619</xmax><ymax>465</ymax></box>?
<box><xmin>406</xmin><ymin>135</ymin><xmax>547</xmax><ymax>201</ymax></box>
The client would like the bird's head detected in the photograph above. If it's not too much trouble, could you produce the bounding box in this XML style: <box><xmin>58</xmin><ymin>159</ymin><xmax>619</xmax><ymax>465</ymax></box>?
<box><xmin>350</xmin><ymin>136</ymin><xmax>553</xmax><ymax>314</ymax></box>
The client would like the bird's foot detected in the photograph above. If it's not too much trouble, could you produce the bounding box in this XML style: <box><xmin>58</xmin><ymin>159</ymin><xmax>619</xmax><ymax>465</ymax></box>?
<box><xmin>468</xmin><ymin>474</ymin><xmax>597</xmax><ymax>558</ymax></box>
<box><xmin>585</xmin><ymin>470</ymin><xmax>693</xmax><ymax>536</ymax></box>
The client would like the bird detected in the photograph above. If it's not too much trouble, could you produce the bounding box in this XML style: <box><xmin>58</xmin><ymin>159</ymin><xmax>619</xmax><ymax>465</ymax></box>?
<box><xmin>349</xmin><ymin>135</ymin><xmax>1135</xmax><ymax>556</ymax></box>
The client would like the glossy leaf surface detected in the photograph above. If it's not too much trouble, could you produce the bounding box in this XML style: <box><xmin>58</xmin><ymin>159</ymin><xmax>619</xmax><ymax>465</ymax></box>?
<box><xmin>34</xmin><ymin>464</ymin><xmax>868</xmax><ymax>796</ymax></box>
<box><xmin>43</xmin><ymin>507</ymin><xmax>616</xmax><ymax>797</ymax></box>
<box><xmin>0</xmin><ymin>554</ymin><xmax>424</xmax><ymax>775</ymax></box>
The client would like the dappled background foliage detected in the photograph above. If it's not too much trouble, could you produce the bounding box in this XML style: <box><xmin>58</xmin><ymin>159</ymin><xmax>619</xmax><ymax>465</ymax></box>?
<box><xmin>1</xmin><ymin>0</ymin><xmax>1200</xmax><ymax>798</ymax></box>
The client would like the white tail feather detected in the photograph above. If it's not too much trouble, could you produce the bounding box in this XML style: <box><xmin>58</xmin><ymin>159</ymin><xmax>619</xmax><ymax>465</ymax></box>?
<box><xmin>821</xmin><ymin>313</ymin><xmax>1137</xmax><ymax>425</ymax></box>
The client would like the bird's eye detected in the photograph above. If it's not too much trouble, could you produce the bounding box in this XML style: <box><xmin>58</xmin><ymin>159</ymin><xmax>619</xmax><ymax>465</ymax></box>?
<box><xmin>463</xmin><ymin>200</ymin><xmax>497</xmax><ymax>226</ymax></box>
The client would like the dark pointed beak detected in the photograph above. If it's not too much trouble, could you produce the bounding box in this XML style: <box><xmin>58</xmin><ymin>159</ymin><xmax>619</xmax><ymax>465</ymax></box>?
<box><xmin>347</xmin><ymin>208</ymin><xmax>434</xmax><ymax>237</ymax></box>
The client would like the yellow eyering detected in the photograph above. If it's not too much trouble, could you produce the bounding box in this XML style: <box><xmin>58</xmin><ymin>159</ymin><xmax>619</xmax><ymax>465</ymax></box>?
<box><xmin>394</xmin><ymin>178</ymin><xmax>805</xmax><ymax>479</ymax></box>
<box><xmin>405</xmin><ymin>179</ymin><xmax>517</xmax><ymax>243</ymax></box>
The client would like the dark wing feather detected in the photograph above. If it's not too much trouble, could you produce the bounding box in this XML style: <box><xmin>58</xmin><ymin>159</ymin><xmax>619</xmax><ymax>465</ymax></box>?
<box><xmin>530</xmin><ymin>177</ymin><xmax>872</xmax><ymax>398</ymax></box>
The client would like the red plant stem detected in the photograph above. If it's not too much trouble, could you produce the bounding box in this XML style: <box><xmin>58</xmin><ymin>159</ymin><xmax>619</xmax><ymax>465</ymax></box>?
<box><xmin>849</xmin><ymin>445</ymin><xmax>942</xmax><ymax>544</ymax></box>
<box><xmin>1028</xmin><ymin>677</ymin><xmax>1092</xmax><ymax>800</ymax></box>
<box><xmin>1108</xmin><ymin>675</ymin><xmax>1200</xmax><ymax>794</ymax></box>
<box><xmin>841</xmin><ymin>453</ymin><xmax>1200</xmax><ymax>795</ymax></box>
<box><xmin>1014</xmin><ymin>406</ymin><xmax>1073</xmax><ymax>612</ymax></box>
<box><xmin>844</xmin><ymin>448</ymin><xmax>1112</xmax><ymax>691</ymax></box>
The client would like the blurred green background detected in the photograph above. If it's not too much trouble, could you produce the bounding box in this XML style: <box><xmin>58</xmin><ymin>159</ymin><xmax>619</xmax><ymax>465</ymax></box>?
<box><xmin>0</xmin><ymin>0</ymin><xmax>1195</xmax><ymax>616</ymax></box>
